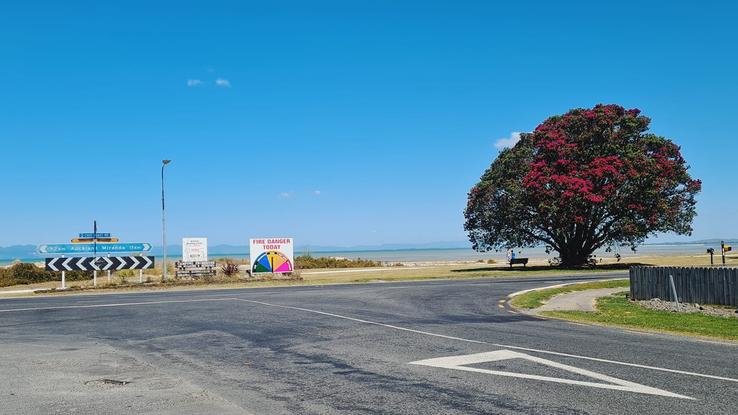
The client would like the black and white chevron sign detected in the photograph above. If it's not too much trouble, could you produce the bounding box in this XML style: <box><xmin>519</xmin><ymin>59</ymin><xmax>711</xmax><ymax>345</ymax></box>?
<box><xmin>45</xmin><ymin>256</ymin><xmax>155</xmax><ymax>272</ymax></box>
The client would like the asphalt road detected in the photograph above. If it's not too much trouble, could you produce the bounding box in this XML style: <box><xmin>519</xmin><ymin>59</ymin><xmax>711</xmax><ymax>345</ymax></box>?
<box><xmin>1</xmin><ymin>274</ymin><xmax>736</xmax><ymax>414</ymax></box>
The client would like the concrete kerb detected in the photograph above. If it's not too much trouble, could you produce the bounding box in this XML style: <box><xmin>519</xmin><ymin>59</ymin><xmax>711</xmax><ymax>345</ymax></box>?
<box><xmin>0</xmin><ymin>288</ymin><xmax>45</xmax><ymax>296</ymax></box>
<box><xmin>506</xmin><ymin>277</ymin><xmax>629</xmax><ymax>314</ymax></box>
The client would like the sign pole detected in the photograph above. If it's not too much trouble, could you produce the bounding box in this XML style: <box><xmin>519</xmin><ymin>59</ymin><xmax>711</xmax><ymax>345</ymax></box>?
<box><xmin>161</xmin><ymin>160</ymin><xmax>172</xmax><ymax>281</ymax></box>
<box><xmin>93</xmin><ymin>220</ymin><xmax>98</xmax><ymax>286</ymax></box>
<box><xmin>722</xmin><ymin>241</ymin><xmax>726</xmax><ymax>265</ymax></box>
<box><xmin>107</xmin><ymin>253</ymin><xmax>111</xmax><ymax>282</ymax></box>
<box><xmin>61</xmin><ymin>255</ymin><xmax>66</xmax><ymax>289</ymax></box>
<box><xmin>93</xmin><ymin>220</ymin><xmax>97</xmax><ymax>259</ymax></box>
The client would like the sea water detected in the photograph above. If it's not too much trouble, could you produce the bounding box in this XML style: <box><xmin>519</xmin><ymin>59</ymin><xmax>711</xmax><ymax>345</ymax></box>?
<box><xmin>1</xmin><ymin>243</ymin><xmax>716</xmax><ymax>266</ymax></box>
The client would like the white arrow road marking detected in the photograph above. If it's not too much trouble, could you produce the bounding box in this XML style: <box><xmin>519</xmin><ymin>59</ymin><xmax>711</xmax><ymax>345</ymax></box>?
<box><xmin>47</xmin><ymin>258</ymin><xmax>59</xmax><ymax>272</ymax></box>
<box><xmin>62</xmin><ymin>257</ymin><xmax>75</xmax><ymax>271</ymax></box>
<box><xmin>116</xmin><ymin>257</ymin><xmax>127</xmax><ymax>270</ymax></box>
<box><xmin>410</xmin><ymin>350</ymin><xmax>693</xmax><ymax>400</ymax></box>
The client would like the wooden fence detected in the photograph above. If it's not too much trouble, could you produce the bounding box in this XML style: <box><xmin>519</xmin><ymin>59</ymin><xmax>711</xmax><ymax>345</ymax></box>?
<box><xmin>629</xmin><ymin>266</ymin><xmax>738</xmax><ymax>306</ymax></box>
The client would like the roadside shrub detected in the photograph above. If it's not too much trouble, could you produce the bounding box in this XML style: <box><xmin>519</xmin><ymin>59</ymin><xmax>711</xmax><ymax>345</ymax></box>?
<box><xmin>295</xmin><ymin>255</ymin><xmax>382</xmax><ymax>269</ymax></box>
<box><xmin>0</xmin><ymin>263</ymin><xmax>91</xmax><ymax>287</ymax></box>
<box><xmin>117</xmin><ymin>269</ymin><xmax>136</xmax><ymax>278</ymax></box>
<box><xmin>221</xmin><ymin>262</ymin><xmax>240</xmax><ymax>277</ymax></box>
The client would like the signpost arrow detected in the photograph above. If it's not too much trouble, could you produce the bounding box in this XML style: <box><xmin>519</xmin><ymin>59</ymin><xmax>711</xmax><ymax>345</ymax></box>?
<box><xmin>38</xmin><ymin>243</ymin><xmax>152</xmax><ymax>255</ymax></box>
<box><xmin>47</xmin><ymin>258</ymin><xmax>61</xmax><ymax>272</ymax></box>
<box><xmin>62</xmin><ymin>257</ymin><xmax>74</xmax><ymax>271</ymax></box>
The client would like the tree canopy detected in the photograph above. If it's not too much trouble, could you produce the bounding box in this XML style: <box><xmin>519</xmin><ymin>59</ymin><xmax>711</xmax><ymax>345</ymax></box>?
<box><xmin>464</xmin><ymin>104</ymin><xmax>701</xmax><ymax>266</ymax></box>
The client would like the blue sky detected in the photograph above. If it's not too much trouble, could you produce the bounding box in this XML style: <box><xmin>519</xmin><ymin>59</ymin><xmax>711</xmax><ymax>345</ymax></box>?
<box><xmin>1</xmin><ymin>1</ymin><xmax>736</xmax><ymax>247</ymax></box>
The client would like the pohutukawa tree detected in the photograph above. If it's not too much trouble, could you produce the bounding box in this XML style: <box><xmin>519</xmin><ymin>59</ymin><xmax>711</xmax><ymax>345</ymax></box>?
<box><xmin>465</xmin><ymin>104</ymin><xmax>701</xmax><ymax>266</ymax></box>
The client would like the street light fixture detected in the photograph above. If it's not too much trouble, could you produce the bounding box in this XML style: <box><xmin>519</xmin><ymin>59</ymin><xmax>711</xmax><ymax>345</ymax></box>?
<box><xmin>161</xmin><ymin>159</ymin><xmax>172</xmax><ymax>281</ymax></box>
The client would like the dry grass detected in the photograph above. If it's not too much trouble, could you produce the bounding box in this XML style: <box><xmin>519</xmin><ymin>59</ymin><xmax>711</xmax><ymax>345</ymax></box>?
<box><xmin>2</xmin><ymin>253</ymin><xmax>735</xmax><ymax>298</ymax></box>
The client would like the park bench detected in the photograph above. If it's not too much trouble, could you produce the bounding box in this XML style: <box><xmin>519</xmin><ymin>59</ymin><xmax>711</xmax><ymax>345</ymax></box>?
<box><xmin>509</xmin><ymin>258</ymin><xmax>529</xmax><ymax>267</ymax></box>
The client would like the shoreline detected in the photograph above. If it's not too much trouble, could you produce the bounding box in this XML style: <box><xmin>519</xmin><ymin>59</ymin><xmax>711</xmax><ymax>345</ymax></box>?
<box><xmin>1</xmin><ymin>253</ymin><xmax>733</xmax><ymax>270</ymax></box>
<box><xmin>1</xmin><ymin>243</ymin><xmax>731</xmax><ymax>267</ymax></box>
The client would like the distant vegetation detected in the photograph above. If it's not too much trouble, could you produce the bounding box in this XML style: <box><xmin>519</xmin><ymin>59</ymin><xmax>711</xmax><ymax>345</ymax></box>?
<box><xmin>295</xmin><ymin>255</ymin><xmax>382</xmax><ymax>269</ymax></box>
<box><xmin>0</xmin><ymin>263</ymin><xmax>89</xmax><ymax>287</ymax></box>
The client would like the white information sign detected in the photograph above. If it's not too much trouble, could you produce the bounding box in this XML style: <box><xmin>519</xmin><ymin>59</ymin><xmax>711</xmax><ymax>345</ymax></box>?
<box><xmin>182</xmin><ymin>237</ymin><xmax>208</xmax><ymax>262</ymax></box>
<box><xmin>249</xmin><ymin>238</ymin><xmax>294</xmax><ymax>273</ymax></box>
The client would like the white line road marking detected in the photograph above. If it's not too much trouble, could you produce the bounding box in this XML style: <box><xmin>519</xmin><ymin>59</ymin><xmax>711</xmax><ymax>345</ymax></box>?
<box><xmin>2</xmin><ymin>294</ymin><xmax>736</xmax><ymax>388</ymax></box>
<box><xmin>233</xmin><ymin>298</ymin><xmax>487</xmax><ymax>344</ymax></box>
<box><xmin>410</xmin><ymin>350</ymin><xmax>693</xmax><ymax>399</ymax></box>
<box><xmin>0</xmin><ymin>298</ymin><xmax>234</xmax><ymax>313</ymax></box>
<box><xmin>232</xmin><ymin>297</ymin><xmax>738</xmax><ymax>385</ymax></box>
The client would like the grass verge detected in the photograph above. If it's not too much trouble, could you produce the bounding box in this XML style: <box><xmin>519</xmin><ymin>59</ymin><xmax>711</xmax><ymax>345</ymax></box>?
<box><xmin>543</xmin><ymin>294</ymin><xmax>738</xmax><ymax>341</ymax></box>
<box><xmin>510</xmin><ymin>279</ymin><xmax>630</xmax><ymax>309</ymax></box>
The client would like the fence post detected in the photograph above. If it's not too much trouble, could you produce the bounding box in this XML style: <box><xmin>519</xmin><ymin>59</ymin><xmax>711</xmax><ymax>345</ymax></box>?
<box><xmin>669</xmin><ymin>274</ymin><xmax>679</xmax><ymax>306</ymax></box>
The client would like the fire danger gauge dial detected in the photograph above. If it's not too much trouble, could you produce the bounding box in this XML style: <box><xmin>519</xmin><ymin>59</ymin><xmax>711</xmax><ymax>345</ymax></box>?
<box><xmin>252</xmin><ymin>251</ymin><xmax>293</xmax><ymax>273</ymax></box>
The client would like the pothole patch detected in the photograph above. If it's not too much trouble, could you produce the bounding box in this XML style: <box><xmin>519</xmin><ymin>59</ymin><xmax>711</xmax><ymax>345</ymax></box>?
<box><xmin>84</xmin><ymin>378</ymin><xmax>132</xmax><ymax>386</ymax></box>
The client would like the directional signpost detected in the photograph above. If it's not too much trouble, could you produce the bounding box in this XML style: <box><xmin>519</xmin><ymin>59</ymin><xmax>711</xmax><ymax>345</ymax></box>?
<box><xmin>722</xmin><ymin>241</ymin><xmax>732</xmax><ymax>265</ymax></box>
<box><xmin>39</xmin><ymin>221</ymin><xmax>156</xmax><ymax>288</ymax></box>
<box><xmin>39</xmin><ymin>243</ymin><xmax>152</xmax><ymax>255</ymax></box>
<box><xmin>39</xmin><ymin>237</ymin><xmax>153</xmax><ymax>287</ymax></box>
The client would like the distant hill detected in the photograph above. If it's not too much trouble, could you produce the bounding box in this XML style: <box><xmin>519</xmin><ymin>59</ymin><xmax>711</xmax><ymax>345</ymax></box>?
<box><xmin>2</xmin><ymin>239</ymin><xmax>736</xmax><ymax>260</ymax></box>
<box><xmin>0</xmin><ymin>241</ymin><xmax>473</xmax><ymax>259</ymax></box>
<box><xmin>642</xmin><ymin>239</ymin><xmax>738</xmax><ymax>246</ymax></box>
<box><xmin>0</xmin><ymin>245</ymin><xmax>40</xmax><ymax>260</ymax></box>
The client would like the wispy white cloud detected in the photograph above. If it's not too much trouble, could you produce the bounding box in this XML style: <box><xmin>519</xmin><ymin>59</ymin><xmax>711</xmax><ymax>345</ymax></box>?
<box><xmin>313</xmin><ymin>190</ymin><xmax>321</xmax><ymax>196</ymax></box>
<box><xmin>186</xmin><ymin>79</ymin><xmax>203</xmax><ymax>87</ymax></box>
<box><xmin>279</xmin><ymin>191</ymin><xmax>291</xmax><ymax>198</ymax></box>
<box><xmin>215</xmin><ymin>78</ymin><xmax>231</xmax><ymax>88</ymax></box>
<box><xmin>494</xmin><ymin>132</ymin><xmax>522</xmax><ymax>151</ymax></box>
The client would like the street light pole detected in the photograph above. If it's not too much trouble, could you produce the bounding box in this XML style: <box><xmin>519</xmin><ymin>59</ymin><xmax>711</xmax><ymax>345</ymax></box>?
<box><xmin>161</xmin><ymin>159</ymin><xmax>172</xmax><ymax>281</ymax></box>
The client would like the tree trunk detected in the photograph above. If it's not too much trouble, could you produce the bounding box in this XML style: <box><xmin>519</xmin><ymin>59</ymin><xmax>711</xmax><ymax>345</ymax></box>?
<box><xmin>558</xmin><ymin>243</ymin><xmax>594</xmax><ymax>267</ymax></box>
